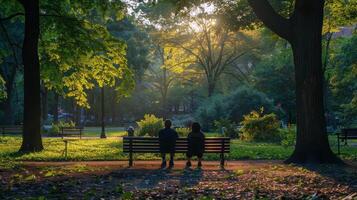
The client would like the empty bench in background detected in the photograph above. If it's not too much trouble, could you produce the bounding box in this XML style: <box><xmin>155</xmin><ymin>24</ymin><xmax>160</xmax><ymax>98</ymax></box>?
<box><xmin>1</xmin><ymin>125</ymin><xmax>22</xmax><ymax>136</ymax></box>
<box><xmin>60</xmin><ymin>127</ymin><xmax>83</xmax><ymax>139</ymax></box>
<box><xmin>337</xmin><ymin>128</ymin><xmax>357</xmax><ymax>154</ymax></box>
<box><xmin>123</xmin><ymin>137</ymin><xmax>230</xmax><ymax>167</ymax></box>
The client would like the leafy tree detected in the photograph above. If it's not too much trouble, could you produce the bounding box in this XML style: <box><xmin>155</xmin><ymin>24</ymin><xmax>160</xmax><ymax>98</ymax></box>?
<box><xmin>195</xmin><ymin>86</ymin><xmax>275</xmax><ymax>130</ymax></box>
<box><xmin>252</xmin><ymin>36</ymin><xmax>296</xmax><ymax>124</ymax></box>
<box><xmin>0</xmin><ymin>0</ymin><xmax>133</xmax><ymax>152</ymax></box>
<box><xmin>169</xmin><ymin>15</ymin><xmax>252</xmax><ymax>96</ymax></box>
<box><xmin>246</xmin><ymin>0</ymin><xmax>342</xmax><ymax>163</ymax></box>
<box><xmin>328</xmin><ymin>35</ymin><xmax>357</xmax><ymax>125</ymax></box>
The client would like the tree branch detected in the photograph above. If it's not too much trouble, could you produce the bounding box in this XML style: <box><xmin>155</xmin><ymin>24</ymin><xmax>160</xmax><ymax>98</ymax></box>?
<box><xmin>248</xmin><ymin>0</ymin><xmax>293</xmax><ymax>41</ymax></box>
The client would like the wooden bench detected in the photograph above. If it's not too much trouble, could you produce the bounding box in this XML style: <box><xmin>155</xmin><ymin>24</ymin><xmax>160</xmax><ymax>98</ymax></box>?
<box><xmin>337</xmin><ymin>128</ymin><xmax>357</xmax><ymax>154</ymax></box>
<box><xmin>1</xmin><ymin>125</ymin><xmax>22</xmax><ymax>136</ymax></box>
<box><xmin>123</xmin><ymin>137</ymin><xmax>230</xmax><ymax>167</ymax></box>
<box><xmin>60</xmin><ymin>127</ymin><xmax>83</xmax><ymax>139</ymax></box>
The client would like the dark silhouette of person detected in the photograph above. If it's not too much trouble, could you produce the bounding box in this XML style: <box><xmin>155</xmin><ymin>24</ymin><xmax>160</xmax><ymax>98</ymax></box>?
<box><xmin>158</xmin><ymin>119</ymin><xmax>178</xmax><ymax>168</ymax></box>
<box><xmin>186</xmin><ymin>122</ymin><xmax>205</xmax><ymax>168</ymax></box>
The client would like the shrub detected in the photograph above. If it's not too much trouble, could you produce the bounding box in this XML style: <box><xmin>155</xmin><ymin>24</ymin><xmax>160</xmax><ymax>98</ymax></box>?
<box><xmin>175</xmin><ymin>127</ymin><xmax>190</xmax><ymax>137</ymax></box>
<box><xmin>136</xmin><ymin>114</ymin><xmax>163</xmax><ymax>136</ymax></box>
<box><xmin>239</xmin><ymin>108</ymin><xmax>280</xmax><ymax>142</ymax></box>
<box><xmin>49</xmin><ymin>120</ymin><xmax>76</xmax><ymax>136</ymax></box>
<box><xmin>214</xmin><ymin>118</ymin><xmax>239</xmax><ymax>138</ymax></box>
<box><xmin>195</xmin><ymin>86</ymin><xmax>275</xmax><ymax>131</ymax></box>
<box><xmin>279</xmin><ymin>125</ymin><xmax>296</xmax><ymax>146</ymax></box>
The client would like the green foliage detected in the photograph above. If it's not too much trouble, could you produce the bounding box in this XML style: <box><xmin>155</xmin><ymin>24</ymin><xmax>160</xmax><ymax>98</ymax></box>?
<box><xmin>38</xmin><ymin>0</ymin><xmax>133</xmax><ymax>108</ymax></box>
<box><xmin>195</xmin><ymin>86</ymin><xmax>274</xmax><ymax>131</ymax></box>
<box><xmin>49</xmin><ymin>121</ymin><xmax>76</xmax><ymax>135</ymax></box>
<box><xmin>252</xmin><ymin>37</ymin><xmax>295</xmax><ymax>123</ymax></box>
<box><xmin>328</xmin><ymin>35</ymin><xmax>357</xmax><ymax>125</ymax></box>
<box><xmin>136</xmin><ymin>114</ymin><xmax>163</xmax><ymax>136</ymax></box>
<box><xmin>175</xmin><ymin>127</ymin><xmax>190</xmax><ymax>137</ymax></box>
<box><xmin>239</xmin><ymin>108</ymin><xmax>280</xmax><ymax>142</ymax></box>
<box><xmin>279</xmin><ymin>125</ymin><xmax>296</xmax><ymax>147</ymax></box>
<box><xmin>213</xmin><ymin>118</ymin><xmax>238</xmax><ymax>139</ymax></box>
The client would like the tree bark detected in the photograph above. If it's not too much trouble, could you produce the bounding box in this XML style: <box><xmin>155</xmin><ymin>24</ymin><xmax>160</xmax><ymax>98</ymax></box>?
<box><xmin>100</xmin><ymin>87</ymin><xmax>106</xmax><ymax>138</ymax></box>
<box><xmin>19</xmin><ymin>0</ymin><xmax>43</xmax><ymax>152</ymax></box>
<box><xmin>207</xmin><ymin>81</ymin><xmax>215</xmax><ymax>97</ymax></box>
<box><xmin>248</xmin><ymin>0</ymin><xmax>340</xmax><ymax>163</ymax></box>
<box><xmin>41</xmin><ymin>84</ymin><xmax>48</xmax><ymax>122</ymax></box>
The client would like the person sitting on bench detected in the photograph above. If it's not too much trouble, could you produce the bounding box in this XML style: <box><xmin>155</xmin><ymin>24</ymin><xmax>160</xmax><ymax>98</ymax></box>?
<box><xmin>186</xmin><ymin>122</ymin><xmax>205</xmax><ymax>168</ymax></box>
<box><xmin>159</xmin><ymin>119</ymin><xmax>178</xmax><ymax>168</ymax></box>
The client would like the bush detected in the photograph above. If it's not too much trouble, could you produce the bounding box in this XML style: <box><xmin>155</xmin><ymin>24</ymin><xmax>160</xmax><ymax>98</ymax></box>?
<box><xmin>195</xmin><ymin>86</ymin><xmax>275</xmax><ymax>131</ymax></box>
<box><xmin>279</xmin><ymin>125</ymin><xmax>296</xmax><ymax>146</ymax></box>
<box><xmin>49</xmin><ymin>120</ymin><xmax>76</xmax><ymax>136</ymax></box>
<box><xmin>175</xmin><ymin>127</ymin><xmax>190</xmax><ymax>137</ymax></box>
<box><xmin>239</xmin><ymin>108</ymin><xmax>280</xmax><ymax>142</ymax></box>
<box><xmin>136</xmin><ymin>114</ymin><xmax>163</xmax><ymax>136</ymax></box>
<box><xmin>214</xmin><ymin>118</ymin><xmax>239</xmax><ymax>138</ymax></box>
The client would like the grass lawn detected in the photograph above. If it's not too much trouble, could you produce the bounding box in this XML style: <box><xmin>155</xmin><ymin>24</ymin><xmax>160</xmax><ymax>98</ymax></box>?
<box><xmin>1</xmin><ymin>136</ymin><xmax>356</xmax><ymax>164</ymax></box>
<box><xmin>77</xmin><ymin>126</ymin><xmax>127</xmax><ymax>137</ymax></box>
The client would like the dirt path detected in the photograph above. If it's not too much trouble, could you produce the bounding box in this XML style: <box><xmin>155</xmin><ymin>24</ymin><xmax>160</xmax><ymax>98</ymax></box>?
<box><xmin>22</xmin><ymin>160</ymin><xmax>283</xmax><ymax>170</ymax></box>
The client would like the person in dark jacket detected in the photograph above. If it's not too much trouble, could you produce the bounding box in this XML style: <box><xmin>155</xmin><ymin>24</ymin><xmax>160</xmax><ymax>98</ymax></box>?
<box><xmin>186</xmin><ymin>122</ymin><xmax>205</xmax><ymax>168</ymax></box>
<box><xmin>159</xmin><ymin>119</ymin><xmax>178</xmax><ymax>168</ymax></box>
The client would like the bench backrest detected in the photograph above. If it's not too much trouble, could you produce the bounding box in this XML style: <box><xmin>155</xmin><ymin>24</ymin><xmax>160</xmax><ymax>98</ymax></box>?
<box><xmin>1</xmin><ymin>125</ymin><xmax>23</xmax><ymax>134</ymax></box>
<box><xmin>341</xmin><ymin>128</ymin><xmax>357</xmax><ymax>137</ymax></box>
<box><xmin>123</xmin><ymin>137</ymin><xmax>230</xmax><ymax>153</ymax></box>
<box><xmin>61</xmin><ymin>127</ymin><xmax>83</xmax><ymax>135</ymax></box>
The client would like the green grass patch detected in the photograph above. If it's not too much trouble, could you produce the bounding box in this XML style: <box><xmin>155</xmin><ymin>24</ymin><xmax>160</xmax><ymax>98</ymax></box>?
<box><xmin>0</xmin><ymin>136</ymin><xmax>356</xmax><ymax>164</ymax></box>
<box><xmin>81</xmin><ymin>127</ymin><xmax>127</xmax><ymax>137</ymax></box>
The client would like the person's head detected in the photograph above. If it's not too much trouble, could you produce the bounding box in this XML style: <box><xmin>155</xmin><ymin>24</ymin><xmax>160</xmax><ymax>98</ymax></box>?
<box><xmin>164</xmin><ymin>119</ymin><xmax>172</xmax><ymax>128</ymax></box>
<box><xmin>191</xmin><ymin>122</ymin><xmax>201</xmax><ymax>133</ymax></box>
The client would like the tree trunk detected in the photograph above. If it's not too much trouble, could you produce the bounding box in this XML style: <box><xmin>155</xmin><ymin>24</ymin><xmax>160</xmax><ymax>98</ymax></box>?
<box><xmin>100</xmin><ymin>87</ymin><xmax>106</xmax><ymax>138</ymax></box>
<box><xmin>207</xmin><ymin>81</ymin><xmax>215</xmax><ymax>97</ymax></box>
<box><xmin>41</xmin><ymin>85</ymin><xmax>48</xmax><ymax>122</ymax></box>
<box><xmin>19</xmin><ymin>0</ymin><xmax>43</xmax><ymax>152</ymax></box>
<box><xmin>248</xmin><ymin>0</ymin><xmax>340</xmax><ymax>163</ymax></box>
<box><xmin>285</xmin><ymin>1</ymin><xmax>339</xmax><ymax>163</ymax></box>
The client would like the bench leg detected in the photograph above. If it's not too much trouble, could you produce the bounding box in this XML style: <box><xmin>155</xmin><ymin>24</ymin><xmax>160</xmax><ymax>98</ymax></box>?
<box><xmin>64</xmin><ymin>141</ymin><xmax>68</xmax><ymax>160</ymax></box>
<box><xmin>220</xmin><ymin>153</ymin><xmax>225</xmax><ymax>168</ymax></box>
<box><xmin>129</xmin><ymin>152</ymin><xmax>133</xmax><ymax>167</ymax></box>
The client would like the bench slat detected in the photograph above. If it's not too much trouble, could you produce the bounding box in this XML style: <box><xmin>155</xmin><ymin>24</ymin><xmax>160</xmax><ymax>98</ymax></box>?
<box><xmin>123</xmin><ymin>140</ymin><xmax>230</xmax><ymax>144</ymax></box>
<box><xmin>123</xmin><ymin>150</ymin><xmax>230</xmax><ymax>153</ymax></box>
<box><xmin>123</xmin><ymin>137</ymin><xmax>230</xmax><ymax>140</ymax></box>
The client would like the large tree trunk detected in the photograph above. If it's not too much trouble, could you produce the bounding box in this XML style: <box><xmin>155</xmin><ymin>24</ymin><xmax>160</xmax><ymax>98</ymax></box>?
<box><xmin>285</xmin><ymin>0</ymin><xmax>339</xmax><ymax>163</ymax></box>
<box><xmin>248</xmin><ymin>0</ymin><xmax>340</xmax><ymax>163</ymax></box>
<box><xmin>19</xmin><ymin>0</ymin><xmax>43</xmax><ymax>152</ymax></box>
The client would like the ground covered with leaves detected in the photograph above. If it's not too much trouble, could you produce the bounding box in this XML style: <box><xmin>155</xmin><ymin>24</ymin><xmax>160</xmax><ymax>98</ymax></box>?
<box><xmin>0</xmin><ymin>161</ymin><xmax>356</xmax><ymax>199</ymax></box>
